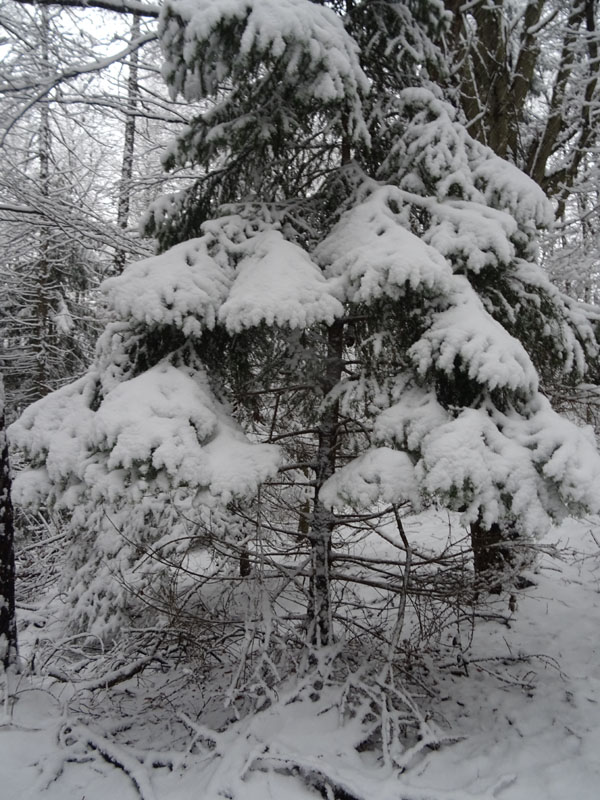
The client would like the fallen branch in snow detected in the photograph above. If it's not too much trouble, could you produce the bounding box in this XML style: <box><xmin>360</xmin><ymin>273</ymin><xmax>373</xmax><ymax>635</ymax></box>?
<box><xmin>46</xmin><ymin>650</ymin><xmax>160</xmax><ymax>692</ymax></box>
<box><xmin>15</xmin><ymin>532</ymin><xmax>66</xmax><ymax>554</ymax></box>
<box><xmin>440</xmin><ymin>651</ymin><xmax>565</xmax><ymax>688</ymax></box>
<box><xmin>59</xmin><ymin>721</ymin><xmax>158</xmax><ymax>800</ymax></box>
<box><xmin>253</xmin><ymin>755</ymin><xmax>515</xmax><ymax>800</ymax></box>
<box><xmin>470</xmin><ymin>662</ymin><xmax>535</xmax><ymax>690</ymax></box>
<box><xmin>173</xmin><ymin>652</ymin><xmax>465</xmax><ymax>800</ymax></box>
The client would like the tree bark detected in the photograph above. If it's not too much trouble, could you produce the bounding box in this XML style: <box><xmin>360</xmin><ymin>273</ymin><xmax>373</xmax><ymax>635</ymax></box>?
<box><xmin>525</xmin><ymin>1</ymin><xmax>588</xmax><ymax>188</ymax></box>
<box><xmin>444</xmin><ymin>0</ymin><xmax>514</xmax><ymax>157</ymax></box>
<box><xmin>307</xmin><ymin>319</ymin><xmax>344</xmax><ymax>647</ymax></box>
<box><xmin>305</xmin><ymin>107</ymin><xmax>352</xmax><ymax>648</ymax></box>
<box><xmin>0</xmin><ymin>377</ymin><xmax>18</xmax><ymax>671</ymax></box>
<box><xmin>470</xmin><ymin>518</ymin><xmax>516</xmax><ymax>593</ymax></box>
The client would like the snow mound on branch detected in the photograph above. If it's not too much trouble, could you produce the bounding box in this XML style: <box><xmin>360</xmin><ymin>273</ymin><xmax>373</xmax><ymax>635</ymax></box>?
<box><xmin>317</xmin><ymin>186</ymin><xmax>453</xmax><ymax>302</ymax></box>
<box><xmin>219</xmin><ymin>230</ymin><xmax>343</xmax><ymax>331</ymax></box>
<box><xmin>370</xmin><ymin>382</ymin><xmax>600</xmax><ymax>536</ymax></box>
<box><xmin>511</xmin><ymin>261</ymin><xmax>594</xmax><ymax>377</ymax></box>
<box><xmin>392</xmin><ymin>88</ymin><xmax>553</xmax><ymax>238</ymax></box>
<box><xmin>9</xmin><ymin>375</ymin><xmax>96</xmax><ymax>485</ymax></box>
<box><xmin>417</xmin><ymin>400</ymin><xmax>600</xmax><ymax>536</ymax></box>
<box><xmin>96</xmin><ymin>364</ymin><xmax>217</xmax><ymax>472</ymax></box>
<box><xmin>320</xmin><ymin>447</ymin><xmax>420</xmax><ymax>510</ymax></box>
<box><xmin>424</xmin><ymin>200</ymin><xmax>517</xmax><ymax>273</ymax></box>
<box><xmin>374</xmin><ymin>387</ymin><xmax>450</xmax><ymax>451</ymax></box>
<box><xmin>391</xmin><ymin>88</ymin><xmax>477</xmax><ymax>201</ymax></box>
<box><xmin>503</xmin><ymin>395</ymin><xmax>600</xmax><ymax>510</ymax></box>
<box><xmin>418</xmin><ymin>407</ymin><xmax>546</xmax><ymax>532</ymax></box>
<box><xmin>387</xmin><ymin>88</ymin><xmax>551</xmax><ymax>266</ymax></box>
<box><xmin>95</xmin><ymin>363</ymin><xmax>281</xmax><ymax>501</ymax></box>
<box><xmin>103</xmin><ymin>222</ymin><xmax>343</xmax><ymax>336</ymax></box>
<box><xmin>102</xmin><ymin>237</ymin><xmax>232</xmax><ymax>336</ymax></box>
<box><xmin>410</xmin><ymin>277</ymin><xmax>539</xmax><ymax>395</ymax></box>
<box><xmin>160</xmin><ymin>0</ymin><xmax>369</xmax><ymax>139</ymax></box>
<box><xmin>473</xmin><ymin>153</ymin><xmax>554</xmax><ymax>233</ymax></box>
<box><xmin>10</xmin><ymin>362</ymin><xmax>281</xmax><ymax>509</ymax></box>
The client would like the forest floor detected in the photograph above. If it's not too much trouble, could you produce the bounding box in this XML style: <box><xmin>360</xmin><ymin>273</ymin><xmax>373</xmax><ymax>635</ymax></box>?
<box><xmin>1</xmin><ymin>514</ymin><xmax>600</xmax><ymax>800</ymax></box>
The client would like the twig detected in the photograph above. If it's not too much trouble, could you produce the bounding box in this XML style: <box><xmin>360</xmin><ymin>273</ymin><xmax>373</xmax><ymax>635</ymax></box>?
<box><xmin>47</xmin><ymin>651</ymin><xmax>159</xmax><ymax>692</ymax></box>
<box><xmin>386</xmin><ymin>504</ymin><xmax>413</xmax><ymax>662</ymax></box>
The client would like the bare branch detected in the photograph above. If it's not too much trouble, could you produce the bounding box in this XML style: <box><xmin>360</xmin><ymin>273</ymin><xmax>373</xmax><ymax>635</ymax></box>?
<box><xmin>10</xmin><ymin>0</ymin><xmax>160</xmax><ymax>19</ymax></box>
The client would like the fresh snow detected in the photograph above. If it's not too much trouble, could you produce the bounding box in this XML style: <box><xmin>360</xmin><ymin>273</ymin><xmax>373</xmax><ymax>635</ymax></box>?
<box><xmin>372</xmin><ymin>386</ymin><xmax>600</xmax><ymax>536</ymax></box>
<box><xmin>409</xmin><ymin>276</ymin><xmax>539</xmax><ymax>396</ymax></box>
<box><xmin>320</xmin><ymin>447</ymin><xmax>420</xmax><ymax>510</ymax></box>
<box><xmin>10</xmin><ymin>362</ymin><xmax>281</xmax><ymax>506</ymax></box>
<box><xmin>424</xmin><ymin>200</ymin><xmax>518</xmax><ymax>274</ymax></box>
<box><xmin>3</xmin><ymin>515</ymin><xmax>600</xmax><ymax>799</ymax></box>
<box><xmin>160</xmin><ymin>0</ymin><xmax>369</xmax><ymax>141</ymax></box>
<box><xmin>162</xmin><ymin>0</ymin><xmax>369</xmax><ymax>100</ymax></box>
<box><xmin>219</xmin><ymin>229</ymin><xmax>344</xmax><ymax>331</ymax></box>
<box><xmin>102</xmin><ymin>237</ymin><xmax>232</xmax><ymax>337</ymax></box>
<box><xmin>317</xmin><ymin>185</ymin><xmax>454</xmax><ymax>302</ymax></box>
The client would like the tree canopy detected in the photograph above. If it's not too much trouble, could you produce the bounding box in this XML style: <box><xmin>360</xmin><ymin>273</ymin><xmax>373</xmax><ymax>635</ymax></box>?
<box><xmin>5</xmin><ymin>0</ymin><xmax>600</xmax><ymax>649</ymax></box>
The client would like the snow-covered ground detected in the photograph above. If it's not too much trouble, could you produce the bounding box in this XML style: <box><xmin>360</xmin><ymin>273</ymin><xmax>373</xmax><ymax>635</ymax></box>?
<box><xmin>408</xmin><ymin>517</ymin><xmax>600</xmax><ymax>799</ymax></box>
<box><xmin>2</xmin><ymin>515</ymin><xmax>600</xmax><ymax>800</ymax></box>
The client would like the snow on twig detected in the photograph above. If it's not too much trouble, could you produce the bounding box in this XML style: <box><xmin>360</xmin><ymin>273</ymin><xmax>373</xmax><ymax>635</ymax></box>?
<box><xmin>59</xmin><ymin>721</ymin><xmax>158</xmax><ymax>800</ymax></box>
<box><xmin>46</xmin><ymin>650</ymin><xmax>160</xmax><ymax>692</ymax></box>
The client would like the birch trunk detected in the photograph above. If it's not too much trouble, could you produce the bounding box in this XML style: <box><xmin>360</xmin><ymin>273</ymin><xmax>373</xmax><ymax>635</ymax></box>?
<box><xmin>114</xmin><ymin>14</ymin><xmax>141</xmax><ymax>272</ymax></box>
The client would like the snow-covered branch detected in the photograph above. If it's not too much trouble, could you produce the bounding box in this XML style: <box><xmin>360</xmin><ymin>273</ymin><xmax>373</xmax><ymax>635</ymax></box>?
<box><xmin>11</xmin><ymin>0</ymin><xmax>160</xmax><ymax>18</ymax></box>
<box><xmin>1</xmin><ymin>32</ymin><xmax>157</xmax><ymax>142</ymax></box>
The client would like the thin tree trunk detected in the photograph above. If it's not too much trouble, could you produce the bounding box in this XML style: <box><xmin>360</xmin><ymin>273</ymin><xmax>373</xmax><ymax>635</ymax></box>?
<box><xmin>305</xmin><ymin>103</ymin><xmax>353</xmax><ymax>648</ymax></box>
<box><xmin>35</xmin><ymin>5</ymin><xmax>53</xmax><ymax>400</ymax></box>
<box><xmin>114</xmin><ymin>13</ymin><xmax>140</xmax><ymax>272</ymax></box>
<box><xmin>308</xmin><ymin>319</ymin><xmax>344</xmax><ymax>646</ymax></box>
<box><xmin>0</xmin><ymin>377</ymin><xmax>17</xmax><ymax>671</ymax></box>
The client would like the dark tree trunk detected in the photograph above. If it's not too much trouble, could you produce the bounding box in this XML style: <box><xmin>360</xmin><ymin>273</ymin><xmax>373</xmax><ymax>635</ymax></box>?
<box><xmin>0</xmin><ymin>378</ymin><xmax>18</xmax><ymax>671</ymax></box>
<box><xmin>470</xmin><ymin>518</ymin><xmax>516</xmax><ymax>594</ymax></box>
<box><xmin>306</xmin><ymin>120</ymin><xmax>351</xmax><ymax>648</ymax></box>
<box><xmin>307</xmin><ymin>319</ymin><xmax>344</xmax><ymax>647</ymax></box>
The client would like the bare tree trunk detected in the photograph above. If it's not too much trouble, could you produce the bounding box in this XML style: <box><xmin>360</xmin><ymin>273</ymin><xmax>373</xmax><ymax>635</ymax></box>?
<box><xmin>307</xmin><ymin>319</ymin><xmax>344</xmax><ymax>647</ymax></box>
<box><xmin>114</xmin><ymin>13</ymin><xmax>141</xmax><ymax>272</ymax></box>
<box><xmin>34</xmin><ymin>5</ymin><xmax>53</xmax><ymax>400</ymax></box>
<box><xmin>553</xmin><ymin>0</ymin><xmax>600</xmax><ymax>217</ymax></box>
<box><xmin>470</xmin><ymin>518</ymin><xmax>516</xmax><ymax>593</ymax></box>
<box><xmin>305</xmin><ymin>108</ymin><xmax>353</xmax><ymax>648</ymax></box>
<box><xmin>0</xmin><ymin>377</ymin><xmax>17</xmax><ymax>671</ymax></box>
<box><xmin>444</xmin><ymin>0</ymin><xmax>515</xmax><ymax>157</ymax></box>
<box><xmin>525</xmin><ymin>1</ymin><xmax>589</xmax><ymax>188</ymax></box>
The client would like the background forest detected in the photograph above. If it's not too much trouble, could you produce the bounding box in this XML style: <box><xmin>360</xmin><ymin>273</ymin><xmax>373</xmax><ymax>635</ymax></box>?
<box><xmin>2</xmin><ymin>2</ymin><xmax>600</xmax><ymax>799</ymax></box>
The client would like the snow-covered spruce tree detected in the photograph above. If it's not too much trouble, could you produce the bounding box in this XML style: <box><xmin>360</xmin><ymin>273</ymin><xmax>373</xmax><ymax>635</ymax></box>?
<box><xmin>10</xmin><ymin>0</ymin><xmax>600</xmax><ymax>650</ymax></box>
<box><xmin>8</xmin><ymin>297</ymin><xmax>281</xmax><ymax>641</ymax></box>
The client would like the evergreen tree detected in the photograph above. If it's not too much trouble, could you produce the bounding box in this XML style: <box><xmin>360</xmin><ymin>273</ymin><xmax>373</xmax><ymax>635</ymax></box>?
<box><xmin>10</xmin><ymin>0</ymin><xmax>600</xmax><ymax>647</ymax></box>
